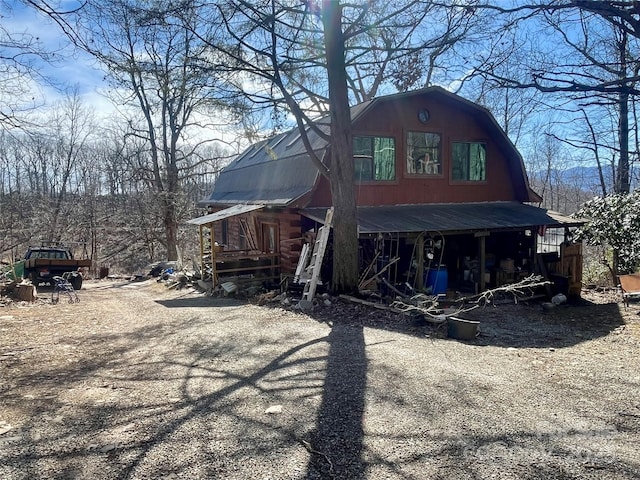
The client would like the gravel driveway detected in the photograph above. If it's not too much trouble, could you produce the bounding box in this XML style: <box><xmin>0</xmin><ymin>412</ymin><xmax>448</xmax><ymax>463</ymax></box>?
<box><xmin>1</xmin><ymin>279</ymin><xmax>639</xmax><ymax>479</ymax></box>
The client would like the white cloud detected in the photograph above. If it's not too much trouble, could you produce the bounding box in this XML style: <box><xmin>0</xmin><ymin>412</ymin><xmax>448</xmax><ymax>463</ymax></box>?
<box><xmin>2</xmin><ymin>1</ymin><xmax>116</xmax><ymax>121</ymax></box>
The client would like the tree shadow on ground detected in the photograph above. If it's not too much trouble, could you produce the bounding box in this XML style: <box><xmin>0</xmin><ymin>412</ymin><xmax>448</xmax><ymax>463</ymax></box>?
<box><xmin>460</xmin><ymin>298</ymin><xmax>627</xmax><ymax>349</ymax></box>
<box><xmin>2</xmin><ymin>293</ymin><xmax>369</xmax><ymax>478</ymax></box>
<box><xmin>155</xmin><ymin>295</ymin><xmax>246</xmax><ymax>308</ymax></box>
<box><xmin>3</xmin><ymin>281</ymin><xmax>639</xmax><ymax>479</ymax></box>
<box><xmin>290</xmin><ymin>294</ymin><xmax>631</xmax><ymax>350</ymax></box>
<box><xmin>303</xmin><ymin>322</ymin><xmax>367</xmax><ymax>479</ymax></box>
<box><xmin>151</xmin><ymin>280</ymin><xmax>631</xmax><ymax>350</ymax></box>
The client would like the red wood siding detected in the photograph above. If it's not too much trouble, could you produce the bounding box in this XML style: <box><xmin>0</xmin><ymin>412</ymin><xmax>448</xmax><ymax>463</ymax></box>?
<box><xmin>206</xmin><ymin>208</ymin><xmax>305</xmax><ymax>275</ymax></box>
<box><xmin>308</xmin><ymin>95</ymin><xmax>520</xmax><ymax>207</ymax></box>
<box><xmin>255</xmin><ymin>209</ymin><xmax>304</xmax><ymax>274</ymax></box>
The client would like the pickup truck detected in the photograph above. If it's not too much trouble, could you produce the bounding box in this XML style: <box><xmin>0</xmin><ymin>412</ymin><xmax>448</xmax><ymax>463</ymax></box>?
<box><xmin>23</xmin><ymin>246</ymin><xmax>91</xmax><ymax>290</ymax></box>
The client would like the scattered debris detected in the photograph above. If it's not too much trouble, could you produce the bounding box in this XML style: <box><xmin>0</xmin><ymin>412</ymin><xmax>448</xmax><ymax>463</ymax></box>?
<box><xmin>552</xmin><ymin>293</ymin><xmax>567</xmax><ymax>305</ymax></box>
<box><xmin>100</xmin><ymin>444</ymin><xmax>117</xmax><ymax>453</ymax></box>
<box><xmin>0</xmin><ymin>421</ymin><xmax>13</xmax><ymax>436</ymax></box>
<box><xmin>51</xmin><ymin>276</ymin><xmax>80</xmax><ymax>304</ymax></box>
<box><xmin>14</xmin><ymin>282</ymin><xmax>37</xmax><ymax>302</ymax></box>
<box><xmin>297</xmin><ymin>299</ymin><xmax>314</xmax><ymax>313</ymax></box>
<box><xmin>220</xmin><ymin>282</ymin><xmax>237</xmax><ymax>295</ymax></box>
<box><xmin>265</xmin><ymin>405</ymin><xmax>283</xmax><ymax>414</ymax></box>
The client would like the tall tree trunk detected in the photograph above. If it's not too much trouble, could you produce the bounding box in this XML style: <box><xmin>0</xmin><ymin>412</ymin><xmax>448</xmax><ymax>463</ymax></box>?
<box><xmin>616</xmin><ymin>90</ymin><xmax>630</xmax><ymax>194</ymax></box>
<box><xmin>164</xmin><ymin>200</ymin><xmax>179</xmax><ymax>261</ymax></box>
<box><xmin>164</xmin><ymin>162</ymin><xmax>180</xmax><ymax>261</ymax></box>
<box><xmin>616</xmin><ymin>31</ymin><xmax>630</xmax><ymax>194</ymax></box>
<box><xmin>322</xmin><ymin>0</ymin><xmax>359</xmax><ymax>294</ymax></box>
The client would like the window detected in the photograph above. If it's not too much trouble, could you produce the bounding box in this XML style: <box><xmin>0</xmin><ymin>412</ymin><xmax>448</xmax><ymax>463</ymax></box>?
<box><xmin>407</xmin><ymin>132</ymin><xmax>441</xmax><ymax>175</ymax></box>
<box><xmin>261</xmin><ymin>223</ymin><xmax>278</xmax><ymax>253</ymax></box>
<box><xmin>239</xmin><ymin>218</ymin><xmax>249</xmax><ymax>250</ymax></box>
<box><xmin>452</xmin><ymin>142</ymin><xmax>486</xmax><ymax>181</ymax></box>
<box><xmin>221</xmin><ymin>219</ymin><xmax>229</xmax><ymax>245</ymax></box>
<box><xmin>353</xmin><ymin>136</ymin><xmax>396</xmax><ymax>181</ymax></box>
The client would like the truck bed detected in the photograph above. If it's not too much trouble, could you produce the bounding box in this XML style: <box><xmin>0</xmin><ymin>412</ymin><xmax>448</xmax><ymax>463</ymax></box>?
<box><xmin>23</xmin><ymin>258</ymin><xmax>92</xmax><ymax>269</ymax></box>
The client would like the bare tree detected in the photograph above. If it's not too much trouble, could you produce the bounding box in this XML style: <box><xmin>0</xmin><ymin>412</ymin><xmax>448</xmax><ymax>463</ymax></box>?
<box><xmin>54</xmin><ymin>0</ymin><xmax>240</xmax><ymax>262</ymax></box>
<box><xmin>0</xmin><ymin>1</ymin><xmax>49</xmax><ymax>128</ymax></box>
<box><xmin>467</xmin><ymin>1</ymin><xmax>640</xmax><ymax>194</ymax></box>
<box><xmin>196</xmin><ymin>0</ymin><xmax>488</xmax><ymax>293</ymax></box>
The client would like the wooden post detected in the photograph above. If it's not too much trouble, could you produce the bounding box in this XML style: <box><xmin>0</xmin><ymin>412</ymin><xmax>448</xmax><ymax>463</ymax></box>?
<box><xmin>199</xmin><ymin>224</ymin><xmax>205</xmax><ymax>282</ymax></box>
<box><xmin>475</xmin><ymin>231</ymin><xmax>490</xmax><ymax>292</ymax></box>
<box><xmin>209</xmin><ymin>223</ymin><xmax>216</xmax><ymax>290</ymax></box>
<box><xmin>479</xmin><ymin>236</ymin><xmax>486</xmax><ymax>291</ymax></box>
<box><xmin>416</xmin><ymin>234</ymin><xmax>424</xmax><ymax>290</ymax></box>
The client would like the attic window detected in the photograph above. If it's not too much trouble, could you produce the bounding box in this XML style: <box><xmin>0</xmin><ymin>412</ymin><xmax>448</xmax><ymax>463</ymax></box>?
<box><xmin>407</xmin><ymin>131</ymin><xmax>441</xmax><ymax>175</ymax></box>
<box><xmin>353</xmin><ymin>135</ymin><xmax>396</xmax><ymax>182</ymax></box>
<box><xmin>451</xmin><ymin>142</ymin><xmax>486</xmax><ymax>181</ymax></box>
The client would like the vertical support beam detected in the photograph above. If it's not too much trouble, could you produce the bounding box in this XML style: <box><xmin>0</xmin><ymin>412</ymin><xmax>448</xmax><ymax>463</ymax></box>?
<box><xmin>199</xmin><ymin>224</ymin><xmax>205</xmax><ymax>281</ymax></box>
<box><xmin>475</xmin><ymin>230</ymin><xmax>490</xmax><ymax>292</ymax></box>
<box><xmin>416</xmin><ymin>234</ymin><xmax>424</xmax><ymax>290</ymax></box>
<box><xmin>479</xmin><ymin>235</ymin><xmax>486</xmax><ymax>292</ymax></box>
<box><xmin>209</xmin><ymin>223</ymin><xmax>217</xmax><ymax>290</ymax></box>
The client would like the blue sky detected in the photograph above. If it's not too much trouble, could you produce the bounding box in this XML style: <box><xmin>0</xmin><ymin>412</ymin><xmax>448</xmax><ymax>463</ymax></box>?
<box><xmin>2</xmin><ymin>1</ymin><xmax>113</xmax><ymax>118</ymax></box>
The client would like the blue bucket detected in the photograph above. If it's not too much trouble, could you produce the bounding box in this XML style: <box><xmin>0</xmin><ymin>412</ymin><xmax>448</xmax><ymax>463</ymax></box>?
<box><xmin>426</xmin><ymin>267</ymin><xmax>448</xmax><ymax>294</ymax></box>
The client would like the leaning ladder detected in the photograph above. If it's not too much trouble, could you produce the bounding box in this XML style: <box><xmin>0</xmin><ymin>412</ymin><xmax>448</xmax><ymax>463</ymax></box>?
<box><xmin>301</xmin><ymin>207</ymin><xmax>334</xmax><ymax>301</ymax></box>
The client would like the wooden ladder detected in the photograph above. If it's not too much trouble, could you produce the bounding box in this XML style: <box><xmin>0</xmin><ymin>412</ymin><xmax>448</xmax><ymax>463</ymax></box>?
<box><xmin>302</xmin><ymin>207</ymin><xmax>334</xmax><ymax>301</ymax></box>
<box><xmin>293</xmin><ymin>243</ymin><xmax>310</xmax><ymax>283</ymax></box>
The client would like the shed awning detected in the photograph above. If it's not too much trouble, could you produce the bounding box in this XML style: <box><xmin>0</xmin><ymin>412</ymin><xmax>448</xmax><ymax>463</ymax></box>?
<box><xmin>300</xmin><ymin>202</ymin><xmax>583</xmax><ymax>235</ymax></box>
<box><xmin>187</xmin><ymin>204</ymin><xmax>264</xmax><ymax>226</ymax></box>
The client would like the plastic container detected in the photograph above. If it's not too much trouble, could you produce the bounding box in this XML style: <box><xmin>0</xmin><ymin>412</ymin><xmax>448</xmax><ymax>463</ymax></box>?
<box><xmin>426</xmin><ymin>267</ymin><xmax>448</xmax><ymax>294</ymax></box>
<box><xmin>447</xmin><ymin>317</ymin><xmax>480</xmax><ymax>340</ymax></box>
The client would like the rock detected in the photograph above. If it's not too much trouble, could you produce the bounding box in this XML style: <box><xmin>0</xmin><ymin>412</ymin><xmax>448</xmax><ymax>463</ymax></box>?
<box><xmin>0</xmin><ymin>421</ymin><xmax>13</xmax><ymax>435</ymax></box>
<box><xmin>542</xmin><ymin>302</ymin><xmax>556</xmax><ymax>312</ymax></box>
<box><xmin>265</xmin><ymin>405</ymin><xmax>283</xmax><ymax>414</ymax></box>
<box><xmin>297</xmin><ymin>299</ymin><xmax>314</xmax><ymax>312</ymax></box>
<box><xmin>197</xmin><ymin>280</ymin><xmax>212</xmax><ymax>293</ymax></box>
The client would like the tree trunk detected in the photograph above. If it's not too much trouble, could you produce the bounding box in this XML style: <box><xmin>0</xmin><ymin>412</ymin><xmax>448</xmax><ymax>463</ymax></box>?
<box><xmin>322</xmin><ymin>0</ymin><xmax>359</xmax><ymax>294</ymax></box>
<box><xmin>616</xmin><ymin>90</ymin><xmax>630</xmax><ymax>194</ymax></box>
<box><xmin>615</xmin><ymin>30</ymin><xmax>630</xmax><ymax>195</ymax></box>
<box><xmin>164</xmin><ymin>200</ymin><xmax>179</xmax><ymax>261</ymax></box>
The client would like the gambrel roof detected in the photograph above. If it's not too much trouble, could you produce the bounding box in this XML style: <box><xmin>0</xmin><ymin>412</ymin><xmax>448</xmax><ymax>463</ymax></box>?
<box><xmin>199</xmin><ymin>86</ymin><xmax>539</xmax><ymax>207</ymax></box>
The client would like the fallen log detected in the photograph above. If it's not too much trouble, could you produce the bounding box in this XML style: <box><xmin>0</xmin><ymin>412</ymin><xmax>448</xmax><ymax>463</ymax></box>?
<box><xmin>338</xmin><ymin>294</ymin><xmax>404</xmax><ymax>313</ymax></box>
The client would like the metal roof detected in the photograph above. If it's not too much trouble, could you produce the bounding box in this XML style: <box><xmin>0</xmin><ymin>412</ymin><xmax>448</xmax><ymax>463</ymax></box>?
<box><xmin>187</xmin><ymin>204</ymin><xmax>264</xmax><ymax>226</ymax></box>
<box><xmin>200</xmin><ymin>154</ymin><xmax>320</xmax><ymax>206</ymax></box>
<box><xmin>199</xmin><ymin>122</ymin><xmax>330</xmax><ymax>206</ymax></box>
<box><xmin>300</xmin><ymin>202</ymin><xmax>583</xmax><ymax>234</ymax></box>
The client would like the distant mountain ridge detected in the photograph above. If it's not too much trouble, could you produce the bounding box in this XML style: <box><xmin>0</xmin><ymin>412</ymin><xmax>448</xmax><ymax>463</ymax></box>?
<box><xmin>529</xmin><ymin>165</ymin><xmax>637</xmax><ymax>194</ymax></box>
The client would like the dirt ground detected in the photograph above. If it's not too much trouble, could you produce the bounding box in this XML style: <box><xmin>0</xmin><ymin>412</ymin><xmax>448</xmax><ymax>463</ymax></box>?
<box><xmin>1</xmin><ymin>279</ymin><xmax>639</xmax><ymax>479</ymax></box>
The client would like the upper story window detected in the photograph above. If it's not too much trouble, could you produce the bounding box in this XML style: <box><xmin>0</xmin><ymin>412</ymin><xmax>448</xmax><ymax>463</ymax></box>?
<box><xmin>407</xmin><ymin>131</ymin><xmax>441</xmax><ymax>175</ymax></box>
<box><xmin>451</xmin><ymin>142</ymin><xmax>486</xmax><ymax>181</ymax></box>
<box><xmin>353</xmin><ymin>135</ymin><xmax>396</xmax><ymax>182</ymax></box>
